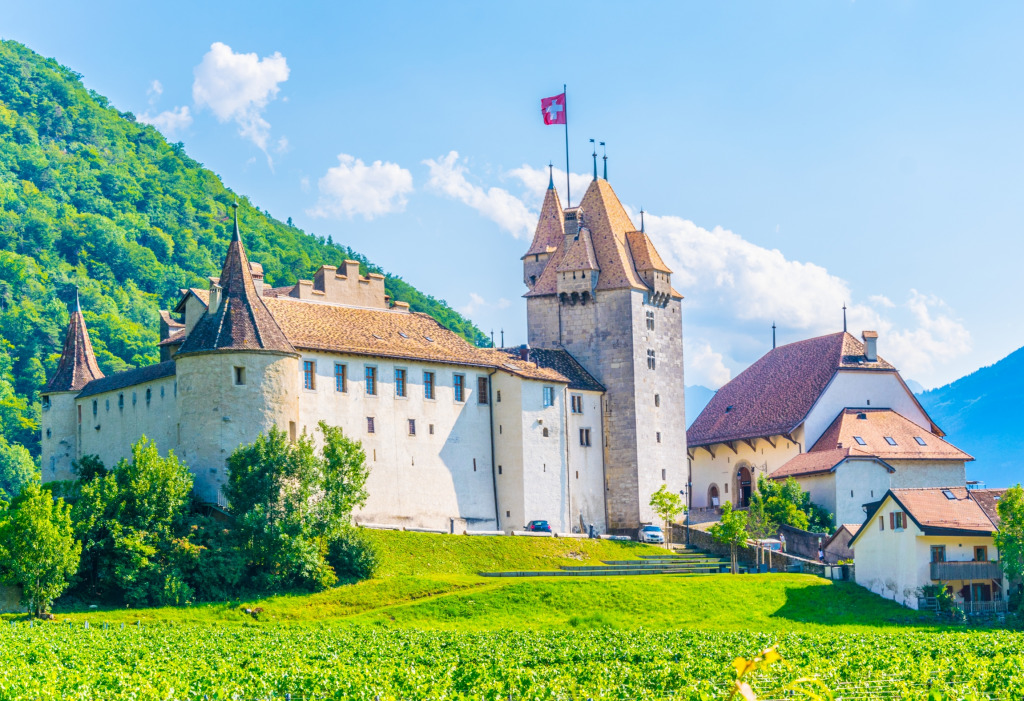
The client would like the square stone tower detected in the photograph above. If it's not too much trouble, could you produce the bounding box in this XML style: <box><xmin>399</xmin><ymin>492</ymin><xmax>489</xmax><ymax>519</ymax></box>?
<box><xmin>522</xmin><ymin>176</ymin><xmax>686</xmax><ymax>531</ymax></box>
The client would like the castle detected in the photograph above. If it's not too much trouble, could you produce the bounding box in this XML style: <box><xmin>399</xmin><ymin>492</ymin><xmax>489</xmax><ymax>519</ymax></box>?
<box><xmin>41</xmin><ymin>176</ymin><xmax>686</xmax><ymax>533</ymax></box>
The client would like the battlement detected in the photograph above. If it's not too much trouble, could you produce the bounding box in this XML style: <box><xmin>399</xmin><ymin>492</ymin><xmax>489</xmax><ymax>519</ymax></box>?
<box><xmin>290</xmin><ymin>260</ymin><xmax>389</xmax><ymax>309</ymax></box>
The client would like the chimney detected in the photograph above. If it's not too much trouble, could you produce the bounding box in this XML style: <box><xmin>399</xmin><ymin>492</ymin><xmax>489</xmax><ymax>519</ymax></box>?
<box><xmin>208</xmin><ymin>279</ymin><xmax>222</xmax><ymax>314</ymax></box>
<box><xmin>862</xmin><ymin>330</ymin><xmax>878</xmax><ymax>362</ymax></box>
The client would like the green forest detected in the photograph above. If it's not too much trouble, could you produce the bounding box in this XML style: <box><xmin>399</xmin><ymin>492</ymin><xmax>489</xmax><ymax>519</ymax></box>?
<box><xmin>0</xmin><ymin>40</ymin><xmax>488</xmax><ymax>478</ymax></box>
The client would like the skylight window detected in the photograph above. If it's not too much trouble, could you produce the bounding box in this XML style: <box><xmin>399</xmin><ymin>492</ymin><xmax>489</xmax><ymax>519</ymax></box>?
<box><xmin>856</xmin><ymin>412</ymin><xmax>867</xmax><ymax>420</ymax></box>
<box><xmin>942</xmin><ymin>489</ymin><xmax>956</xmax><ymax>500</ymax></box>
<box><xmin>371</xmin><ymin>333</ymin><xmax>383</xmax><ymax>340</ymax></box>
<box><xmin>424</xmin><ymin>335</ymin><xmax>434</xmax><ymax>342</ymax></box>
<box><xmin>884</xmin><ymin>436</ymin><xmax>897</xmax><ymax>446</ymax></box>
<box><xmin>398</xmin><ymin>331</ymin><xmax>409</xmax><ymax>339</ymax></box>
<box><xmin>854</xmin><ymin>436</ymin><xmax>867</xmax><ymax>446</ymax></box>
<box><xmin>914</xmin><ymin>436</ymin><xmax>927</xmax><ymax>446</ymax></box>
<box><xmin>725</xmin><ymin>405</ymin><xmax>734</xmax><ymax>413</ymax></box>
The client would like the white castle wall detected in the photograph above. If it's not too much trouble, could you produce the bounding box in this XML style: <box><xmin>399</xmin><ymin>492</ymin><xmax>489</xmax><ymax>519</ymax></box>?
<box><xmin>40</xmin><ymin>392</ymin><xmax>79</xmax><ymax>482</ymax></box>
<box><xmin>567</xmin><ymin>389</ymin><xmax>606</xmax><ymax>532</ymax></box>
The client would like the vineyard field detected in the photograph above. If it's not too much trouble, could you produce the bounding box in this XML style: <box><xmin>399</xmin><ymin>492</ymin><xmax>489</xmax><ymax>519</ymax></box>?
<box><xmin>3</xmin><ymin>624</ymin><xmax>1022</xmax><ymax>700</ymax></box>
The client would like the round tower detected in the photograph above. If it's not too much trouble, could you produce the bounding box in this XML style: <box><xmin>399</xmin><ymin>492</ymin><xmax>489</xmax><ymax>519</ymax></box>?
<box><xmin>174</xmin><ymin>204</ymin><xmax>300</xmax><ymax>504</ymax></box>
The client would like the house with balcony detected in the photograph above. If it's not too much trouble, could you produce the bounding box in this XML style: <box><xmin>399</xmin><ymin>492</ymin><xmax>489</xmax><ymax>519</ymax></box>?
<box><xmin>850</xmin><ymin>486</ymin><xmax>1008</xmax><ymax>612</ymax></box>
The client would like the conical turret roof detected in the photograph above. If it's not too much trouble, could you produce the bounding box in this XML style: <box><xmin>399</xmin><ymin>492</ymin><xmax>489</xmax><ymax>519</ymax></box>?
<box><xmin>177</xmin><ymin>204</ymin><xmax>296</xmax><ymax>357</ymax></box>
<box><xmin>524</xmin><ymin>182</ymin><xmax>564</xmax><ymax>257</ymax></box>
<box><xmin>44</xmin><ymin>293</ymin><xmax>104</xmax><ymax>393</ymax></box>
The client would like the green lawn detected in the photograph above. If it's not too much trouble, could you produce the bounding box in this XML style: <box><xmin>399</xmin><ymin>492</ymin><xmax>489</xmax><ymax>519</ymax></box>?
<box><xmin>52</xmin><ymin>530</ymin><xmax>943</xmax><ymax>633</ymax></box>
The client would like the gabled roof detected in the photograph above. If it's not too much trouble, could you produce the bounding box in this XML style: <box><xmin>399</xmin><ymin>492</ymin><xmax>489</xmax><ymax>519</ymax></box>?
<box><xmin>44</xmin><ymin>295</ymin><xmax>104</xmax><ymax>393</ymax></box>
<box><xmin>526</xmin><ymin>179</ymin><xmax>656</xmax><ymax>297</ymax></box>
<box><xmin>687</xmin><ymin>332</ymin><xmax>898</xmax><ymax>448</ymax></box>
<box><xmin>172</xmin><ymin>288</ymin><xmax>210</xmax><ymax>314</ymax></box>
<box><xmin>852</xmin><ymin>487</ymin><xmax>1001</xmax><ymax>545</ymax></box>
<box><xmin>811</xmin><ymin>408</ymin><xmax>971</xmax><ymax>462</ymax></box>
<box><xmin>78</xmin><ymin>361</ymin><xmax>176</xmax><ymax>399</ymax></box>
<box><xmin>176</xmin><ymin>205</ymin><xmax>296</xmax><ymax>357</ymax></box>
<box><xmin>556</xmin><ymin>227</ymin><xmax>599</xmax><ymax>272</ymax></box>
<box><xmin>524</xmin><ymin>181</ymin><xmax>564</xmax><ymax>257</ymax></box>
<box><xmin>768</xmin><ymin>447</ymin><xmax>894</xmax><ymax>480</ymax></box>
<box><xmin>626</xmin><ymin>230</ymin><xmax>671</xmax><ymax>272</ymax></box>
<box><xmin>969</xmin><ymin>489</ymin><xmax>1007</xmax><ymax>529</ymax></box>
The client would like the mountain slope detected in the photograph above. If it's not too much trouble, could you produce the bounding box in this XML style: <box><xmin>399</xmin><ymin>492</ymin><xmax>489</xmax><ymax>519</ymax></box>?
<box><xmin>917</xmin><ymin>346</ymin><xmax>1024</xmax><ymax>488</ymax></box>
<box><xmin>0</xmin><ymin>39</ymin><xmax>486</xmax><ymax>461</ymax></box>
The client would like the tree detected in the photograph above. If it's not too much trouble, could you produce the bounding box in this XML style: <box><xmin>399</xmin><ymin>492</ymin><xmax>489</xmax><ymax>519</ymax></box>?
<box><xmin>649</xmin><ymin>484</ymin><xmax>685</xmax><ymax>545</ymax></box>
<box><xmin>994</xmin><ymin>484</ymin><xmax>1024</xmax><ymax>611</ymax></box>
<box><xmin>755</xmin><ymin>475</ymin><xmax>833</xmax><ymax>532</ymax></box>
<box><xmin>0</xmin><ymin>435</ymin><xmax>38</xmax><ymax>499</ymax></box>
<box><xmin>225</xmin><ymin>422</ymin><xmax>371</xmax><ymax>591</ymax></box>
<box><xmin>709</xmin><ymin>502</ymin><xmax>748</xmax><ymax>574</ymax></box>
<box><xmin>745</xmin><ymin>493</ymin><xmax>778</xmax><ymax>568</ymax></box>
<box><xmin>0</xmin><ymin>483</ymin><xmax>81</xmax><ymax>615</ymax></box>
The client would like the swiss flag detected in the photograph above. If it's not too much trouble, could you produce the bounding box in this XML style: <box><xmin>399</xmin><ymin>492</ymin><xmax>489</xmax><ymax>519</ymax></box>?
<box><xmin>541</xmin><ymin>93</ymin><xmax>566</xmax><ymax>125</ymax></box>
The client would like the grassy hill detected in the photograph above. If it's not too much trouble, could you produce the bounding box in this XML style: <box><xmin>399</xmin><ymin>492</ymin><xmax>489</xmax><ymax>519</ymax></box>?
<box><xmin>0</xmin><ymin>39</ymin><xmax>487</xmax><ymax>469</ymax></box>
<box><xmin>917</xmin><ymin>346</ymin><xmax>1024</xmax><ymax>488</ymax></box>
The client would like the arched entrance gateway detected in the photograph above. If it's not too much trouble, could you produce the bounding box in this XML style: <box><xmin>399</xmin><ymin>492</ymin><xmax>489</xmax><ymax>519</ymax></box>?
<box><xmin>735</xmin><ymin>465</ymin><xmax>752</xmax><ymax>508</ymax></box>
<box><xmin>708</xmin><ymin>484</ymin><xmax>720</xmax><ymax>509</ymax></box>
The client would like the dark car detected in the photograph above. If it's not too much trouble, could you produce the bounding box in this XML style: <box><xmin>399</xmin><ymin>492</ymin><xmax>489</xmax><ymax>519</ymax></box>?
<box><xmin>524</xmin><ymin>520</ymin><xmax>552</xmax><ymax>533</ymax></box>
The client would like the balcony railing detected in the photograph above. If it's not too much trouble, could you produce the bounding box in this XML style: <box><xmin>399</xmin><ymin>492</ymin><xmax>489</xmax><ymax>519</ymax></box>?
<box><xmin>930</xmin><ymin>560</ymin><xmax>1003</xmax><ymax>581</ymax></box>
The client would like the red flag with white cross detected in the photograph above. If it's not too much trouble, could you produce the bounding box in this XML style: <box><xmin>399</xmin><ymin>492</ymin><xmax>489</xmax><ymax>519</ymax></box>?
<box><xmin>541</xmin><ymin>92</ymin><xmax>566</xmax><ymax>125</ymax></box>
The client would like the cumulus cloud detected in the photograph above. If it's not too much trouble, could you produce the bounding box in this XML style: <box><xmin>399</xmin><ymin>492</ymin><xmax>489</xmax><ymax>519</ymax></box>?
<box><xmin>885</xmin><ymin>291</ymin><xmax>971</xmax><ymax>380</ymax></box>
<box><xmin>308</xmin><ymin>153</ymin><xmax>413</xmax><ymax>220</ymax></box>
<box><xmin>192</xmin><ymin>42</ymin><xmax>289</xmax><ymax>154</ymax></box>
<box><xmin>138</xmin><ymin>106</ymin><xmax>193</xmax><ymax>135</ymax></box>
<box><xmin>507</xmin><ymin>164</ymin><xmax>592</xmax><ymax>206</ymax></box>
<box><xmin>147</xmin><ymin>79</ymin><xmax>163</xmax><ymax>102</ymax></box>
<box><xmin>423</xmin><ymin>151</ymin><xmax>537</xmax><ymax>238</ymax></box>
<box><xmin>457</xmin><ymin>292</ymin><xmax>511</xmax><ymax>317</ymax></box>
<box><xmin>686</xmin><ymin>341</ymin><xmax>732</xmax><ymax>388</ymax></box>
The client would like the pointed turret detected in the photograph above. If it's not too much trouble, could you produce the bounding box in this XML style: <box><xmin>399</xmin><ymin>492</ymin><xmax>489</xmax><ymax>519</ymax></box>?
<box><xmin>177</xmin><ymin>204</ymin><xmax>296</xmax><ymax>356</ymax></box>
<box><xmin>523</xmin><ymin>178</ymin><xmax>566</xmax><ymax>289</ymax></box>
<box><xmin>44</xmin><ymin>292</ymin><xmax>104</xmax><ymax>393</ymax></box>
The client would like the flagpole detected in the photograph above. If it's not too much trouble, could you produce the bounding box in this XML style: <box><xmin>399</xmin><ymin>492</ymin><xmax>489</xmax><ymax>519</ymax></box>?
<box><xmin>563</xmin><ymin>83</ymin><xmax>570</xmax><ymax>208</ymax></box>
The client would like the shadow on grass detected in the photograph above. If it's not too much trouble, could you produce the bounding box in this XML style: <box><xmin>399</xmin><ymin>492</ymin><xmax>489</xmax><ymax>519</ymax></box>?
<box><xmin>770</xmin><ymin>581</ymin><xmax>943</xmax><ymax>629</ymax></box>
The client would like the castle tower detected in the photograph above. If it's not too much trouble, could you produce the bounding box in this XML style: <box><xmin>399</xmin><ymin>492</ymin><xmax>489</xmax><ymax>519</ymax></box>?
<box><xmin>41</xmin><ymin>293</ymin><xmax>104</xmax><ymax>482</ymax></box>
<box><xmin>522</xmin><ymin>171</ymin><xmax>564</xmax><ymax>290</ymax></box>
<box><xmin>174</xmin><ymin>204</ymin><xmax>301</xmax><ymax>504</ymax></box>
<box><xmin>524</xmin><ymin>177</ymin><xmax>686</xmax><ymax>531</ymax></box>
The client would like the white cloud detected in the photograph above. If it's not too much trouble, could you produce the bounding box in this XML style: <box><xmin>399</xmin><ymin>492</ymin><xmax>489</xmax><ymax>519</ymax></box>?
<box><xmin>885</xmin><ymin>291</ymin><xmax>971</xmax><ymax>380</ymax></box>
<box><xmin>308</xmin><ymin>153</ymin><xmax>413</xmax><ymax>220</ymax></box>
<box><xmin>275</xmin><ymin>136</ymin><xmax>290</xmax><ymax>154</ymax></box>
<box><xmin>138</xmin><ymin>106</ymin><xmax>193</xmax><ymax>135</ymax></box>
<box><xmin>192</xmin><ymin>42</ymin><xmax>289</xmax><ymax>154</ymax></box>
<box><xmin>423</xmin><ymin>151</ymin><xmax>536</xmax><ymax>238</ymax></box>
<box><xmin>869</xmin><ymin>294</ymin><xmax>895</xmax><ymax>308</ymax></box>
<box><xmin>687</xmin><ymin>340</ymin><xmax>732</xmax><ymax>389</ymax></box>
<box><xmin>458</xmin><ymin>292</ymin><xmax>511</xmax><ymax>316</ymax></box>
<box><xmin>147</xmin><ymin>79</ymin><xmax>163</xmax><ymax>103</ymax></box>
<box><xmin>507</xmin><ymin>164</ymin><xmax>592</xmax><ymax>207</ymax></box>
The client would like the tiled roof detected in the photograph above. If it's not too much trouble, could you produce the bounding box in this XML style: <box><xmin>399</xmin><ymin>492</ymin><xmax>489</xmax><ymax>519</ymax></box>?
<box><xmin>44</xmin><ymin>298</ymin><xmax>104</xmax><ymax>393</ymax></box>
<box><xmin>556</xmin><ymin>227</ymin><xmax>599</xmax><ymax>272</ymax></box>
<box><xmin>159</xmin><ymin>310</ymin><xmax>184</xmax><ymax>330</ymax></box>
<box><xmin>769</xmin><ymin>447</ymin><xmax>857</xmax><ymax>479</ymax></box>
<box><xmin>811</xmin><ymin>409</ymin><xmax>971</xmax><ymax>462</ymax></box>
<box><xmin>969</xmin><ymin>489</ymin><xmax>1007</xmax><ymax>529</ymax></box>
<box><xmin>158</xmin><ymin>329</ymin><xmax>186</xmax><ymax>347</ymax></box>
<box><xmin>173</xmin><ymin>288</ymin><xmax>209</xmax><ymax>313</ymax></box>
<box><xmin>688</xmin><ymin>332</ymin><xmax>896</xmax><ymax>448</ymax></box>
<box><xmin>263</xmin><ymin>298</ymin><xmax>566</xmax><ymax>382</ymax></box>
<box><xmin>885</xmin><ymin>487</ymin><xmax>998</xmax><ymax>535</ymax></box>
<box><xmin>524</xmin><ymin>184</ymin><xmax>564</xmax><ymax>257</ymax></box>
<box><xmin>78</xmin><ymin>361</ymin><xmax>176</xmax><ymax>399</ymax></box>
<box><xmin>504</xmin><ymin>348</ymin><xmax>604</xmax><ymax>392</ymax></box>
<box><xmin>626</xmin><ymin>230</ymin><xmax>672</xmax><ymax>273</ymax></box>
<box><xmin>177</xmin><ymin>208</ymin><xmax>296</xmax><ymax>357</ymax></box>
<box><xmin>527</xmin><ymin>179</ymin><xmax>659</xmax><ymax>297</ymax></box>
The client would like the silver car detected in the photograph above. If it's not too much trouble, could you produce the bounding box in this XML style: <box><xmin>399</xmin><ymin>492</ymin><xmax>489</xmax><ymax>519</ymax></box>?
<box><xmin>639</xmin><ymin>525</ymin><xmax>665</xmax><ymax>544</ymax></box>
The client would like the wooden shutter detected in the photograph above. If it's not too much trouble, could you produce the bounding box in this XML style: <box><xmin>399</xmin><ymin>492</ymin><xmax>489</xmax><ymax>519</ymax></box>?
<box><xmin>890</xmin><ymin>512</ymin><xmax>895</xmax><ymax>529</ymax></box>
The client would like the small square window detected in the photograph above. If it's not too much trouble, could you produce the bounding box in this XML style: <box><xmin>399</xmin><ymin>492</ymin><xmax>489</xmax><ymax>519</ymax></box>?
<box><xmin>914</xmin><ymin>436</ymin><xmax>927</xmax><ymax>446</ymax></box>
<box><xmin>853</xmin><ymin>436</ymin><xmax>867</xmax><ymax>446</ymax></box>
<box><xmin>884</xmin><ymin>436</ymin><xmax>897</xmax><ymax>446</ymax></box>
<box><xmin>234</xmin><ymin>366</ymin><xmax>246</xmax><ymax>386</ymax></box>
<box><xmin>367</xmin><ymin>417</ymin><xmax>375</xmax><ymax>434</ymax></box>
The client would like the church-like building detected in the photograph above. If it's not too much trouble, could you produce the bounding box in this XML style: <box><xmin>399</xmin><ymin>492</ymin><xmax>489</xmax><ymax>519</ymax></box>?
<box><xmin>42</xmin><ymin>175</ymin><xmax>686</xmax><ymax>534</ymax></box>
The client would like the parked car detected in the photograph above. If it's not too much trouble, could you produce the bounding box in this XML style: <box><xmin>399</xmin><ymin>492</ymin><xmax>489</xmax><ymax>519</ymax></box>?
<box><xmin>639</xmin><ymin>525</ymin><xmax>665</xmax><ymax>544</ymax></box>
<box><xmin>524</xmin><ymin>520</ymin><xmax>551</xmax><ymax>533</ymax></box>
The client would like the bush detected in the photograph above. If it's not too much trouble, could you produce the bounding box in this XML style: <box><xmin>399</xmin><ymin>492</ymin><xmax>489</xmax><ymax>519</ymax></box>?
<box><xmin>328</xmin><ymin>528</ymin><xmax>379</xmax><ymax>582</ymax></box>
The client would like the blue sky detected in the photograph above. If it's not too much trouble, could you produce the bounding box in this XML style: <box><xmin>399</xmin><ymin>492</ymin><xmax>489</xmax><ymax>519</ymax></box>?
<box><xmin>3</xmin><ymin>1</ymin><xmax>1022</xmax><ymax>390</ymax></box>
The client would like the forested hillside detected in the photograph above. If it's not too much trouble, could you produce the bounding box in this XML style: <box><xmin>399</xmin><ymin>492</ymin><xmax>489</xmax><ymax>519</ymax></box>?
<box><xmin>0</xmin><ymin>40</ymin><xmax>487</xmax><ymax>473</ymax></box>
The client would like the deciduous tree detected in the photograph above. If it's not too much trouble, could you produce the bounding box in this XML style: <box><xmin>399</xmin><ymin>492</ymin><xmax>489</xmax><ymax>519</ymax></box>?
<box><xmin>649</xmin><ymin>484</ymin><xmax>685</xmax><ymax>545</ymax></box>
<box><xmin>710</xmin><ymin>502</ymin><xmax>748</xmax><ymax>574</ymax></box>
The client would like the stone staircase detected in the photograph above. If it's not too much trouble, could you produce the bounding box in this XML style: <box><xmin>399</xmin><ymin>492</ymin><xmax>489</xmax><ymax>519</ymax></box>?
<box><xmin>479</xmin><ymin>547</ymin><xmax>732</xmax><ymax>578</ymax></box>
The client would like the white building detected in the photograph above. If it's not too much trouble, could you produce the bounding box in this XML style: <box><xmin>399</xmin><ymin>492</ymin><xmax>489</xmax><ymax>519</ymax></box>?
<box><xmin>850</xmin><ymin>487</ymin><xmax>1008</xmax><ymax>611</ymax></box>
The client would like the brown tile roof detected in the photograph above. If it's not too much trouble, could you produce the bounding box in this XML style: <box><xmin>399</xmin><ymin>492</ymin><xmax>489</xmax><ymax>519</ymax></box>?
<box><xmin>173</xmin><ymin>288</ymin><xmax>209</xmax><ymax>313</ymax></box>
<box><xmin>626</xmin><ymin>230</ymin><xmax>672</xmax><ymax>273</ymax></box>
<box><xmin>811</xmin><ymin>408</ymin><xmax>972</xmax><ymax>462</ymax></box>
<box><xmin>969</xmin><ymin>489</ymin><xmax>1007</xmax><ymax>529</ymax></box>
<box><xmin>556</xmin><ymin>227</ymin><xmax>599</xmax><ymax>272</ymax></box>
<box><xmin>688</xmin><ymin>332</ymin><xmax>899</xmax><ymax>448</ymax></box>
<box><xmin>263</xmin><ymin>298</ymin><xmax>565</xmax><ymax>382</ymax></box>
<box><xmin>78</xmin><ymin>361</ymin><xmax>176</xmax><ymax>399</ymax></box>
<box><xmin>526</xmin><ymin>179</ymin><xmax>659</xmax><ymax>296</ymax></box>
<box><xmin>177</xmin><ymin>208</ymin><xmax>296</xmax><ymax>357</ymax></box>
<box><xmin>158</xmin><ymin>329</ymin><xmax>186</xmax><ymax>347</ymax></box>
<box><xmin>769</xmin><ymin>447</ymin><xmax>860</xmax><ymax>479</ymax></box>
<box><xmin>524</xmin><ymin>183</ymin><xmax>564</xmax><ymax>257</ymax></box>
<box><xmin>44</xmin><ymin>297</ymin><xmax>104</xmax><ymax>393</ymax></box>
<box><xmin>159</xmin><ymin>310</ymin><xmax>184</xmax><ymax>330</ymax></box>
<box><xmin>883</xmin><ymin>487</ymin><xmax>998</xmax><ymax>536</ymax></box>
<box><xmin>501</xmin><ymin>348</ymin><xmax>604</xmax><ymax>392</ymax></box>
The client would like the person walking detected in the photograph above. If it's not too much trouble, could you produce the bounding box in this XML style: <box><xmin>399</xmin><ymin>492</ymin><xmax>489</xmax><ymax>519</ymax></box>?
<box><xmin>779</xmin><ymin>532</ymin><xmax>787</xmax><ymax>553</ymax></box>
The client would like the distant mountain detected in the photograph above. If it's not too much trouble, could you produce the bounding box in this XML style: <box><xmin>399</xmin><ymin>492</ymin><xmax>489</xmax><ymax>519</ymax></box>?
<box><xmin>904</xmin><ymin>379</ymin><xmax>925</xmax><ymax>395</ymax></box>
<box><xmin>685</xmin><ymin>385</ymin><xmax>715</xmax><ymax>427</ymax></box>
<box><xmin>916</xmin><ymin>347</ymin><xmax>1024</xmax><ymax>489</ymax></box>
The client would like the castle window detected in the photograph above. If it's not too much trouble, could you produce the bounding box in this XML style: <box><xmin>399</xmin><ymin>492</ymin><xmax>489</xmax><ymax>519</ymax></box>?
<box><xmin>42</xmin><ymin>396</ymin><xmax>50</xmax><ymax>411</ymax></box>
<box><xmin>118</xmin><ymin>394</ymin><xmax>124</xmax><ymax>410</ymax></box>
<box><xmin>570</xmin><ymin>395</ymin><xmax>583</xmax><ymax>414</ymax></box>
<box><xmin>647</xmin><ymin>350</ymin><xmax>656</xmax><ymax>370</ymax></box>
<box><xmin>335</xmin><ymin>364</ymin><xmax>347</xmax><ymax>393</ymax></box>
<box><xmin>646</xmin><ymin>310</ymin><xmax>655</xmax><ymax>330</ymax></box>
<box><xmin>473</xmin><ymin>458</ymin><xmax>476</xmax><ymax>471</ymax></box>
<box><xmin>77</xmin><ymin>406</ymin><xmax>81</xmax><ymax>424</ymax></box>
<box><xmin>145</xmin><ymin>388</ymin><xmax>152</xmax><ymax>405</ymax></box>
<box><xmin>496</xmin><ymin>390</ymin><xmax>501</xmax><ymax>403</ymax></box>
<box><xmin>542</xmin><ymin>386</ymin><xmax>554</xmax><ymax>407</ymax></box>
<box><xmin>395</xmin><ymin>368</ymin><xmax>407</xmax><ymax>398</ymax></box>
<box><xmin>579</xmin><ymin>428</ymin><xmax>592</xmax><ymax>447</ymax></box>
<box><xmin>453</xmin><ymin>374</ymin><xmax>465</xmax><ymax>402</ymax></box>
<box><xmin>654</xmin><ymin>394</ymin><xmax>660</xmax><ymax>407</ymax></box>
<box><xmin>367</xmin><ymin>417</ymin><xmax>375</xmax><ymax>434</ymax></box>
<box><xmin>423</xmin><ymin>371</ymin><xmax>435</xmax><ymax>400</ymax></box>
<box><xmin>662</xmin><ymin>469</ymin><xmax>666</xmax><ymax>481</ymax></box>
<box><xmin>303</xmin><ymin>361</ymin><xmax>316</xmax><ymax>390</ymax></box>
<box><xmin>498</xmin><ymin>465</ymin><xmax>503</xmax><ymax>475</ymax></box>
<box><xmin>46</xmin><ymin>428</ymin><xmax>51</xmax><ymax>438</ymax></box>
<box><xmin>542</xmin><ymin>427</ymin><xmax>549</xmax><ymax>437</ymax></box>
<box><xmin>234</xmin><ymin>366</ymin><xmax>246</xmax><ymax>386</ymax></box>
<box><xmin>477</xmin><ymin>377</ymin><xmax>489</xmax><ymax>404</ymax></box>
<box><xmin>429</xmin><ymin>424</ymin><xmax>435</xmax><ymax>435</ymax></box>
<box><xmin>289</xmin><ymin>421</ymin><xmax>297</xmax><ymax>441</ymax></box>
<box><xmin>408</xmin><ymin>419</ymin><xmax>416</xmax><ymax>436</ymax></box>
<box><xmin>93</xmin><ymin>400</ymin><xmax>97</xmax><ymax>416</ymax></box>
<box><xmin>160</xmin><ymin>386</ymin><xmax>165</xmax><ymax>398</ymax></box>
<box><xmin>132</xmin><ymin>392</ymin><xmax>137</xmax><ymax>406</ymax></box>
<box><xmin>365</xmin><ymin>366</ymin><xmax>377</xmax><ymax>396</ymax></box>
<box><xmin>656</xmin><ymin>432</ymin><xmax>661</xmax><ymax>443</ymax></box>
